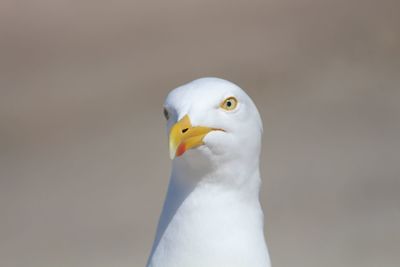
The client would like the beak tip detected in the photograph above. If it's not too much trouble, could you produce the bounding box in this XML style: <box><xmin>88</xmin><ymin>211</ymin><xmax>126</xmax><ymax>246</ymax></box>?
<box><xmin>169</xmin><ymin>144</ymin><xmax>176</xmax><ymax>159</ymax></box>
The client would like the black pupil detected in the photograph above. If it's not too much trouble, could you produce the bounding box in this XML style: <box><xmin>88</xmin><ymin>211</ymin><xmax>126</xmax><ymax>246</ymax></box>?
<box><xmin>227</xmin><ymin>101</ymin><xmax>232</xmax><ymax>107</ymax></box>
<box><xmin>163</xmin><ymin>109</ymin><xmax>169</xmax><ymax>119</ymax></box>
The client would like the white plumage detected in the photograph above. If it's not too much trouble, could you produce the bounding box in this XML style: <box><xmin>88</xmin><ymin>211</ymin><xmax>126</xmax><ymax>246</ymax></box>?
<box><xmin>147</xmin><ymin>77</ymin><xmax>271</xmax><ymax>267</ymax></box>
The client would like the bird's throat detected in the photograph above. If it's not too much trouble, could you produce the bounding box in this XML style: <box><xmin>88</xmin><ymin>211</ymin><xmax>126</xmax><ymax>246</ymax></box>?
<box><xmin>148</xmin><ymin>170</ymin><xmax>269</xmax><ymax>267</ymax></box>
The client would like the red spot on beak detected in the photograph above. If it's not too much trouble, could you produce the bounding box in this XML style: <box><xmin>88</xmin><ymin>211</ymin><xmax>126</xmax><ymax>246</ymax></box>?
<box><xmin>176</xmin><ymin>143</ymin><xmax>186</xmax><ymax>157</ymax></box>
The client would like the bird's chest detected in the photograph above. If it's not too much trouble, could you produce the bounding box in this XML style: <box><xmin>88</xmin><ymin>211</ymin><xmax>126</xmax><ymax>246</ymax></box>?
<box><xmin>149</xmin><ymin>194</ymin><xmax>269</xmax><ymax>267</ymax></box>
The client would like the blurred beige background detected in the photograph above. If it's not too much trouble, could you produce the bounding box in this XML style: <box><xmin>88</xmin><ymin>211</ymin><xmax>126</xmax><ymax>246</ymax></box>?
<box><xmin>1</xmin><ymin>0</ymin><xmax>399</xmax><ymax>266</ymax></box>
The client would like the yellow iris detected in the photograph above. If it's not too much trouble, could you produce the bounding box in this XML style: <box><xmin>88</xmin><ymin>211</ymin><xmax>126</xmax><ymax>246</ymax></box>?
<box><xmin>220</xmin><ymin>97</ymin><xmax>238</xmax><ymax>111</ymax></box>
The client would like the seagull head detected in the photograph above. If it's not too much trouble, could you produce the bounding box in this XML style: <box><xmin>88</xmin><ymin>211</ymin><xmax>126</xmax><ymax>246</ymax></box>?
<box><xmin>163</xmin><ymin>77</ymin><xmax>263</xmax><ymax>171</ymax></box>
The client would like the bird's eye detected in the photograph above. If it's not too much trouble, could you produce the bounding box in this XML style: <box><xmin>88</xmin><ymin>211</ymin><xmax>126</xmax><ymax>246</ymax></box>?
<box><xmin>220</xmin><ymin>97</ymin><xmax>238</xmax><ymax>111</ymax></box>
<box><xmin>163</xmin><ymin>108</ymin><xmax>169</xmax><ymax>120</ymax></box>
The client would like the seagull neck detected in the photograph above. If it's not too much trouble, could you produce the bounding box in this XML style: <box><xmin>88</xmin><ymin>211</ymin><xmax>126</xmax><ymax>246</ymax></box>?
<box><xmin>148</xmin><ymin>160</ymin><xmax>267</xmax><ymax>266</ymax></box>
<box><xmin>171</xmin><ymin>158</ymin><xmax>262</xmax><ymax>198</ymax></box>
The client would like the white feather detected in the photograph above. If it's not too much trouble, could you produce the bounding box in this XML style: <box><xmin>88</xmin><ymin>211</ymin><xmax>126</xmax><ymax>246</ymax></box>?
<box><xmin>147</xmin><ymin>77</ymin><xmax>271</xmax><ymax>267</ymax></box>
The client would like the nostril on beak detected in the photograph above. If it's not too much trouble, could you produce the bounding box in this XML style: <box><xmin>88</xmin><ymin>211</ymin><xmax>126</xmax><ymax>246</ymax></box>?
<box><xmin>182</xmin><ymin>128</ymin><xmax>189</xmax><ymax>133</ymax></box>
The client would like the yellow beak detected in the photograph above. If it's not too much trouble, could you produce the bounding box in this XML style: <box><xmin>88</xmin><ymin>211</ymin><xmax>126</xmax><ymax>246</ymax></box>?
<box><xmin>169</xmin><ymin>115</ymin><xmax>215</xmax><ymax>159</ymax></box>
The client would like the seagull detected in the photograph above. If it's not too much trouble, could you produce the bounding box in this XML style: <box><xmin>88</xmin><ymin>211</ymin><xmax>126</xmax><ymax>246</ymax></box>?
<box><xmin>146</xmin><ymin>77</ymin><xmax>271</xmax><ymax>267</ymax></box>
